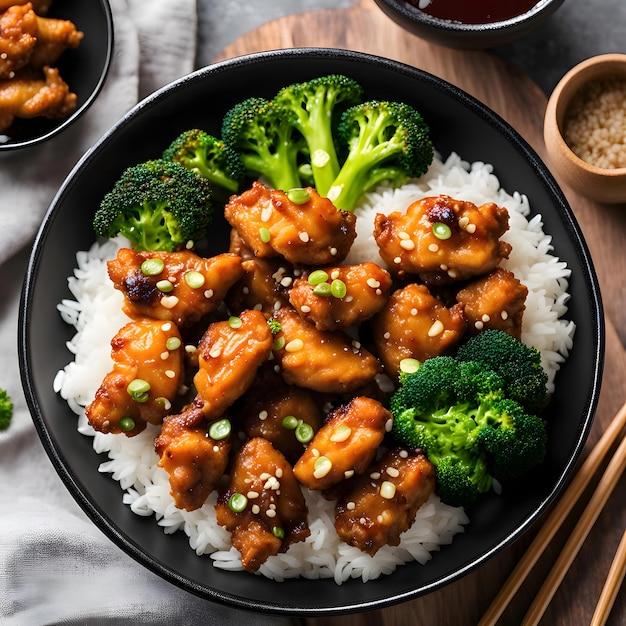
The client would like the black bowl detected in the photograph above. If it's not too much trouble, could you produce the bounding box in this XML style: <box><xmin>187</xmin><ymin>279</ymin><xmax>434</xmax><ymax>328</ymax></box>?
<box><xmin>0</xmin><ymin>0</ymin><xmax>113</xmax><ymax>150</ymax></box>
<box><xmin>19</xmin><ymin>48</ymin><xmax>603</xmax><ymax>616</ymax></box>
<box><xmin>373</xmin><ymin>0</ymin><xmax>566</xmax><ymax>49</ymax></box>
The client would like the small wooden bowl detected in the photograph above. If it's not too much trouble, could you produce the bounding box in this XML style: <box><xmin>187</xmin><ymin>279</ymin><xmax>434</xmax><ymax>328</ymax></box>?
<box><xmin>544</xmin><ymin>54</ymin><xmax>626</xmax><ymax>204</ymax></box>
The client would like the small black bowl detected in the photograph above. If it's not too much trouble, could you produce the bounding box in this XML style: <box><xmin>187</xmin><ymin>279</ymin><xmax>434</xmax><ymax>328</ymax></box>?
<box><xmin>373</xmin><ymin>0</ymin><xmax>566</xmax><ymax>49</ymax></box>
<box><xmin>19</xmin><ymin>48</ymin><xmax>603</xmax><ymax>616</ymax></box>
<box><xmin>0</xmin><ymin>0</ymin><xmax>113</xmax><ymax>150</ymax></box>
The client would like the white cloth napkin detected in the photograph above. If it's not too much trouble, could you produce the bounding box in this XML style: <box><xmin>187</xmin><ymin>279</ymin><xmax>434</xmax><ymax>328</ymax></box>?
<box><xmin>0</xmin><ymin>2</ymin><xmax>297</xmax><ymax>623</ymax></box>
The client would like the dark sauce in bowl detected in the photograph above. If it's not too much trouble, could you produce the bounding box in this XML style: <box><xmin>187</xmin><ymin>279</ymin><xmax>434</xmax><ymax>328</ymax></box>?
<box><xmin>410</xmin><ymin>0</ymin><xmax>539</xmax><ymax>23</ymax></box>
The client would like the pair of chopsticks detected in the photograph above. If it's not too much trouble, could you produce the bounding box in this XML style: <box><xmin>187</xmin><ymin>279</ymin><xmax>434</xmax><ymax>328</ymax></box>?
<box><xmin>479</xmin><ymin>400</ymin><xmax>626</xmax><ymax>626</ymax></box>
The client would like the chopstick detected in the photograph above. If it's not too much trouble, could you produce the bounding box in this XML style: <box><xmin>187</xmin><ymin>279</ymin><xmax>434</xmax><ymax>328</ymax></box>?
<box><xmin>478</xmin><ymin>400</ymin><xmax>626</xmax><ymax>626</ymax></box>
<box><xmin>590</xmin><ymin>529</ymin><xmax>626</xmax><ymax>626</ymax></box>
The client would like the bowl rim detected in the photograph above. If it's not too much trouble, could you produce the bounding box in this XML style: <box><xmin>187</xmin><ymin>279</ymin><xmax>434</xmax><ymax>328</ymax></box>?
<box><xmin>545</xmin><ymin>53</ymin><xmax>626</xmax><ymax>176</ymax></box>
<box><xmin>0</xmin><ymin>0</ymin><xmax>114</xmax><ymax>151</ymax></box>
<box><xmin>373</xmin><ymin>0</ymin><xmax>561</xmax><ymax>31</ymax></box>
<box><xmin>18</xmin><ymin>47</ymin><xmax>605</xmax><ymax>615</ymax></box>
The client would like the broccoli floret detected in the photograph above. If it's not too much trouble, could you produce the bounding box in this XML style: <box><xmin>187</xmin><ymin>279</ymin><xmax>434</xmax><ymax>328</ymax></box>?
<box><xmin>221</xmin><ymin>97</ymin><xmax>306</xmax><ymax>192</ymax></box>
<box><xmin>0</xmin><ymin>388</ymin><xmax>13</xmax><ymax>431</ymax></box>
<box><xmin>455</xmin><ymin>329</ymin><xmax>549</xmax><ymax>414</ymax></box>
<box><xmin>93</xmin><ymin>159</ymin><xmax>214</xmax><ymax>252</ymax></box>
<box><xmin>273</xmin><ymin>74</ymin><xmax>364</xmax><ymax>196</ymax></box>
<box><xmin>326</xmin><ymin>100</ymin><xmax>434</xmax><ymax>212</ymax></box>
<box><xmin>390</xmin><ymin>354</ymin><xmax>548</xmax><ymax>508</ymax></box>
<box><xmin>162</xmin><ymin>129</ymin><xmax>244</xmax><ymax>200</ymax></box>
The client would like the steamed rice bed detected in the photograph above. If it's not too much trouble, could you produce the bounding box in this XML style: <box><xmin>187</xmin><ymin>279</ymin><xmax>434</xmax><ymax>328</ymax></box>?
<box><xmin>54</xmin><ymin>152</ymin><xmax>575</xmax><ymax>583</ymax></box>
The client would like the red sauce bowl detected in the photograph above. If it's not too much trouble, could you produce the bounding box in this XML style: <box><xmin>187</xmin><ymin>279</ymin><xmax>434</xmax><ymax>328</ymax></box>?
<box><xmin>373</xmin><ymin>0</ymin><xmax>566</xmax><ymax>49</ymax></box>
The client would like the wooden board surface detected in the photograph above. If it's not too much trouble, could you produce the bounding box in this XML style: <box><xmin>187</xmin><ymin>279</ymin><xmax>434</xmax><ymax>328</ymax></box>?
<box><xmin>214</xmin><ymin>1</ymin><xmax>626</xmax><ymax>623</ymax></box>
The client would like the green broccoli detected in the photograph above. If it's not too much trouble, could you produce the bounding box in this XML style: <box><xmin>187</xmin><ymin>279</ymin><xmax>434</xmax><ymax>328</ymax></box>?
<box><xmin>273</xmin><ymin>74</ymin><xmax>364</xmax><ymax>196</ymax></box>
<box><xmin>0</xmin><ymin>388</ymin><xmax>13</xmax><ymax>431</ymax></box>
<box><xmin>162</xmin><ymin>128</ymin><xmax>244</xmax><ymax>201</ymax></box>
<box><xmin>220</xmin><ymin>97</ymin><xmax>306</xmax><ymax>192</ymax></box>
<box><xmin>326</xmin><ymin>100</ymin><xmax>434</xmax><ymax>212</ymax></box>
<box><xmin>93</xmin><ymin>158</ymin><xmax>214</xmax><ymax>252</ymax></box>
<box><xmin>455</xmin><ymin>329</ymin><xmax>549</xmax><ymax>414</ymax></box>
<box><xmin>389</xmin><ymin>354</ymin><xmax>548</xmax><ymax>508</ymax></box>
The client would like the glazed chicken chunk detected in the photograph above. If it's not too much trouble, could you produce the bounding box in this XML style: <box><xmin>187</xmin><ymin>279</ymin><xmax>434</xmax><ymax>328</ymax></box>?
<box><xmin>271</xmin><ymin>307</ymin><xmax>382</xmax><ymax>394</ymax></box>
<box><xmin>334</xmin><ymin>448</ymin><xmax>436</xmax><ymax>556</ymax></box>
<box><xmin>456</xmin><ymin>267</ymin><xmax>528</xmax><ymax>340</ymax></box>
<box><xmin>192</xmin><ymin>309</ymin><xmax>273</xmax><ymax>422</ymax></box>
<box><xmin>374</xmin><ymin>194</ymin><xmax>511</xmax><ymax>285</ymax></box>
<box><xmin>215</xmin><ymin>437</ymin><xmax>310</xmax><ymax>573</ymax></box>
<box><xmin>233</xmin><ymin>363</ymin><xmax>324</xmax><ymax>465</ymax></box>
<box><xmin>293</xmin><ymin>396</ymin><xmax>392</xmax><ymax>491</ymax></box>
<box><xmin>288</xmin><ymin>262</ymin><xmax>393</xmax><ymax>331</ymax></box>
<box><xmin>224</xmin><ymin>181</ymin><xmax>357</xmax><ymax>266</ymax></box>
<box><xmin>370</xmin><ymin>282</ymin><xmax>466</xmax><ymax>380</ymax></box>
<box><xmin>0</xmin><ymin>0</ymin><xmax>51</xmax><ymax>15</ymax></box>
<box><xmin>154</xmin><ymin>405</ymin><xmax>232</xmax><ymax>511</ymax></box>
<box><xmin>85</xmin><ymin>318</ymin><xmax>185</xmax><ymax>436</ymax></box>
<box><xmin>0</xmin><ymin>65</ymin><xmax>76</xmax><ymax>132</ymax></box>
<box><xmin>107</xmin><ymin>248</ymin><xmax>244</xmax><ymax>327</ymax></box>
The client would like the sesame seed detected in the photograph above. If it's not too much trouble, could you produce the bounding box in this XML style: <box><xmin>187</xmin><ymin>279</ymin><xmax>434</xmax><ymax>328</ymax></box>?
<box><xmin>204</xmin><ymin>289</ymin><xmax>214</xmax><ymax>299</ymax></box>
<box><xmin>428</xmin><ymin>320</ymin><xmax>445</xmax><ymax>337</ymax></box>
<box><xmin>366</xmin><ymin>278</ymin><xmax>381</xmax><ymax>289</ymax></box>
<box><xmin>165</xmin><ymin>370</ymin><xmax>176</xmax><ymax>379</ymax></box>
<box><xmin>440</xmin><ymin>264</ymin><xmax>448</xmax><ymax>271</ymax></box>
<box><xmin>209</xmin><ymin>345</ymin><xmax>222</xmax><ymax>358</ymax></box>
<box><xmin>280</xmin><ymin>276</ymin><xmax>293</xmax><ymax>287</ymax></box>
<box><xmin>428</xmin><ymin>243</ymin><xmax>439</xmax><ymax>252</ymax></box>
<box><xmin>482</xmin><ymin>314</ymin><xmax>491</xmax><ymax>323</ymax></box>
<box><xmin>300</xmin><ymin>305</ymin><xmax>311</xmax><ymax>313</ymax></box>
<box><xmin>311</xmin><ymin>448</ymin><xmax>320</xmax><ymax>457</ymax></box>
<box><xmin>160</xmin><ymin>295</ymin><xmax>179</xmax><ymax>309</ymax></box>
<box><xmin>161</xmin><ymin>322</ymin><xmax>172</xmax><ymax>332</ymax></box>
<box><xmin>377</xmin><ymin>514</ymin><xmax>384</xmax><ymax>524</ymax></box>
<box><xmin>393</xmin><ymin>256</ymin><xmax>402</xmax><ymax>264</ymax></box>
<box><xmin>299</xmin><ymin>232</ymin><xmax>310</xmax><ymax>243</ymax></box>
<box><xmin>247</xmin><ymin>491</ymin><xmax>259</xmax><ymax>499</ymax></box>
<box><xmin>400</xmin><ymin>239</ymin><xmax>415</xmax><ymax>250</ymax></box>
<box><xmin>259</xmin><ymin>410</ymin><xmax>268</xmax><ymax>421</ymax></box>
<box><xmin>261</xmin><ymin>205</ymin><xmax>273</xmax><ymax>222</ymax></box>
<box><xmin>344</xmin><ymin>470</ymin><xmax>355</xmax><ymax>479</ymax></box>
<box><xmin>475</xmin><ymin>321</ymin><xmax>484</xmax><ymax>330</ymax></box>
<box><xmin>410</xmin><ymin>308</ymin><xmax>418</xmax><ymax>316</ymax></box>
<box><xmin>370</xmin><ymin>471</ymin><xmax>381</xmax><ymax>480</ymax></box>
<box><xmin>285</xmin><ymin>338</ymin><xmax>304</xmax><ymax>352</ymax></box>
<box><xmin>380</xmin><ymin>481</ymin><xmax>397</xmax><ymax>499</ymax></box>
<box><xmin>466</xmin><ymin>223</ymin><xmax>477</xmax><ymax>234</ymax></box>
<box><xmin>399</xmin><ymin>450</ymin><xmax>409</xmax><ymax>458</ymax></box>
<box><xmin>344</xmin><ymin>295</ymin><xmax>354</xmax><ymax>303</ymax></box>
<box><xmin>359</xmin><ymin>517</ymin><xmax>367</xmax><ymax>525</ymax></box>
<box><xmin>275</xmin><ymin>468</ymin><xmax>283</xmax><ymax>478</ymax></box>
<box><xmin>458</xmin><ymin>216</ymin><xmax>470</xmax><ymax>228</ymax></box>
<box><xmin>385</xmin><ymin>418</ymin><xmax>393</xmax><ymax>433</ymax></box>
<box><xmin>330</xmin><ymin>270</ymin><xmax>340</xmax><ymax>280</ymax></box>
<box><xmin>242</xmin><ymin>286</ymin><xmax>249</xmax><ymax>295</ymax></box>
<box><xmin>252</xmin><ymin>504</ymin><xmax>260</xmax><ymax>514</ymax></box>
<box><xmin>347</xmin><ymin>501</ymin><xmax>356</xmax><ymax>510</ymax></box>
<box><xmin>398</xmin><ymin>231</ymin><xmax>410</xmax><ymax>239</ymax></box>
<box><xmin>160</xmin><ymin>351</ymin><xmax>169</xmax><ymax>360</ymax></box>
<box><xmin>447</xmin><ymin>269</ymin><xmax>458</xmax><ymax>279</ymax></box>
<box><xmin>501</xmin><ymin>310</ymin><xmax>509</xmax><ymax>320</ymax></box>
<box><xmin>330</xmin><ymin>247</ymin><xmax>338</xmax><ymax>256</ymax></box>
<box><xmin>383</xmin><ymin>331</ymin><xmax>391</xmax><ymax>340</ymax></box>
<box><xmin>386</xmin><ymin>467</ymin><xmax>400</xmax><ymax>478</ymax></box>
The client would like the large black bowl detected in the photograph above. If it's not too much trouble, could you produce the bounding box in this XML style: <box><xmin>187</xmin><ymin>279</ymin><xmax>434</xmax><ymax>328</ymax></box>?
<box><xmin>0</xmin><ymin>0</ymin><xmax>113</xmax><ymax>150</ymax></box>
<box><xmin>19</xmin><ymin>48</ymin><xmax>604</xmax><ymax>616</ymax></box>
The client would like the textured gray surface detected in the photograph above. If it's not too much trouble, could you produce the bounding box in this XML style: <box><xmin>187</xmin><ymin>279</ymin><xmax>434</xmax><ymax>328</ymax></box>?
<box><xmin>197</xmin><ymin>0</ymin><xmax>625</xmax><ymax>95</ymax></box>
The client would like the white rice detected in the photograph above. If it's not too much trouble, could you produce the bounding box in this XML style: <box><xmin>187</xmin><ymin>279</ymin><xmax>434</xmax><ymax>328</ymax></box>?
<box><xmin>54</xmin><ymin>152</ymin><xmax>575</xmax><ymax>583</ymax></box>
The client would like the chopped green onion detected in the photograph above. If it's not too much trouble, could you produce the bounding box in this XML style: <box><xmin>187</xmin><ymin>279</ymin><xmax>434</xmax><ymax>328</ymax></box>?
<box><xmin>184</xmin><ymin>271</ymin><xmax>205</xmax><ymax>289</ymax></box>
<box><xmin>273</xmin><ymin>336</ymin><xmax>285</xmax><ymax>351</ymax></box>
<box><xmin>259</xmin><ymin>227</ymin><xmax>271</xmax><ymax>243</ymax></box>
<box><xmin>118</xmin><ymin>416</ymin><xmax>136</xmax><ymax>432</ymax></box>
<box><xmin>307</xmin><ymin>270</ymin><xmax>329</xmax><ymax>285</ymax></box>
<box><xmin>295</xmin><ymin>422</ymin><xmax>314</xmax><ymax>444</ymax></box>
<box><xmin>287</xmin><ymin>188</ymin><xmax>311</xmax><ymax>204</ymax></box>
<box><xmin>156</xmin><ymin>279</ymin><xmax>174</xmax><ymax>293</ymax></box>
<box><xmin>432</xmin><ymin>222</ymin><xmax>452</xmax><ymax>240</ymax></box>
<box><xmin>313</xmin><ymin>282</ymin><xmax>331</xmax><ymax>297</ymax></box>
<box><xmin>282</xmin><ymin>415</ymin><xmax>298</xmax><ymax>430</ymax></box>
<box><xmin>228</xmin><ymin>316</ymin><xmax>243</xmax><ymax>329</ymax></box>
<box><xmin>166</xmin><ymin>337</ymin><xmax>181</xmax><ymax>351</ymax></box>
<box><xmin>399</xmin><ymin>358</ymin><xmax>422</xmax><ymax>374</ymax></box>
<box><xmin>127</xmin><ymin>379</ymin><xmax>150</xmax><ymax>403</ymax></box>
<box><xmin>140</xmin><ymin>258</ymin><xmax>164</xmax><ymax>276</ymax></box>
<box><xmin>330</xmin><ymin>279</ymin><xmax>347</xmax><ymax>299</ymax></box>
<box><xmin>208</xmin><ymin>418</ymin><xmax>231</xmax><ymax>441</ymax></box>
<box><xmin>272</xmin><ymin>526</ymin><xmax>285</xmax><ymax>539</ymax></box>
<box><xmin>228</xmin><ymin>493</ymin><xmax>248</xmax><ymax>513</ymax></box>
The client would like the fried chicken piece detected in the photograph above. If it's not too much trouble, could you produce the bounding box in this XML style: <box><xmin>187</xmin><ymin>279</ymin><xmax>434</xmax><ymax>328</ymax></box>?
<box><xmin>0</xmin><ymin>4</ymin><xmax>83</xmax><ymax>79</ymax></box>
<box><xmin>85</xmin><ymin>318</ymin><xmax>185</xmax><ymax>436</ymax></box>
<box><xmin>192</xmin><ymin>309</ymin><xmax>273</xmax><ymax>422</ymax></box>
<box><xmin>288</xmin><ymin>262</ymin><xmax>393</xmax><ymax>331</ymax></box>
<box><xmin>293</xmin><ymin>396</ymin><xmax>392</xmax><ymax>491</ymax></box>
<box><xmin>456</xmin><ymin>267</ymin><xmax>528</xmax><ymax>340</ymax></box>
<box><xmin>28</xmin><ymin>9</ymin><xmax>83</xmax><ymax>69</ymax></box>
<box><xmin>334</xmin><ymin>448</ymin><xmax>436</xmax><ymax>556</ymax></box>
<box><xmin>271</xmin><ymin>307</ymin><xmax>382</xmax><ymax>394</ymax></box>
<box><xmin>0</xmin><ymin>0</ymin><xmax>51</xmax><ymax>14</ymax></box>
<box><xmin>154</xmin><ymin>405</ymin><xmax>231</xmax><ymax>511</ymax></box>
<box><xmin>0</xmin><ymin>65</ymin><xmax>76</xmax><ymax>132</ymax></box>
<box><xmin>107</xmin><ymin>248</ymin><xmax>244</xmax><ymax>327</ymax></box>
<box><xmin>0</xmin><ymin>4</ymin><xmax>38</xmax><ymax>79</ymax></box>
<box><xmin>224</xmin><ymin>182</ymin><xmax>357</xmax><ymax>266</ymax></box>
<box><xmin>215</xmin><ymin>437</ymin><xmax>310</xmax><ymax>573</ymax></box>
<box><xmin>373</xmin><ymin>195</ymin><xmax>511</xmax><ymax>286</ymax></box>
<box><xmin>233</xmin><ymin>363</ymin><xmax>323</xmax><ymax>465</ymax></box>
<box><xmin>370</xmin><ymin>282</ymin><xmax>466</xmax><ymax>380</ymax></box>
